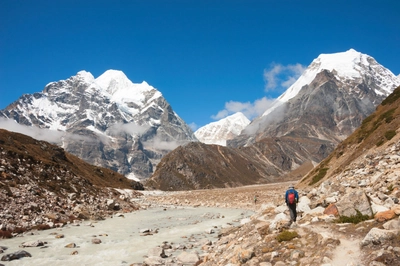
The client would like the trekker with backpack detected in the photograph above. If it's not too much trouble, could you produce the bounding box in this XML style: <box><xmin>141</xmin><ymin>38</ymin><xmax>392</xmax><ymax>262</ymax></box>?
<box><xmin>285</xmin><ymin>184</ymin><xmax>299</xmax><ymax>223</ymax></box>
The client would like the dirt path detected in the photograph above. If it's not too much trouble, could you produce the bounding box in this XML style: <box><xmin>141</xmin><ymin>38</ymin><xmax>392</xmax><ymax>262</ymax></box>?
<box><xmin>307</xmin><ymin>223</ymin><xmax>362</xmax><ymax>265</ymax></box>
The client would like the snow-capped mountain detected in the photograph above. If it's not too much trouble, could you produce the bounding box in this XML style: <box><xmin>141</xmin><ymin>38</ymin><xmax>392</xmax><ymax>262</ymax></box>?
<box><xmin>231</xmin><ymin>49</ymin><xmax>400</xmax><ymax>148</ymax></box>
<box><xmin>194</xmin><ymin>112</ymin><xmax>250</xmax><ymax>146</ymax></box>
<box><xmin>262</xmin><ymin>49</ymin><xmax>399</xmax><ymax>118</ymax></box>
<box><xmin>147</xmin><ymin>49</ymin><xmax>400</xmax><ymax>190</ymax></box>
<box><xmin>0</xmin><ymin>70</ymin><xmax>197</xmax><ymax>180</ymax></box>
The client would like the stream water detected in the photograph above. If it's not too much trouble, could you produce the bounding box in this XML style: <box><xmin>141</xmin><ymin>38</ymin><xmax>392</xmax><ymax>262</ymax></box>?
<box><xmin>1</xmin><ymin>205</ymin><xmax>253</xmax><ymax>265</ymax></box>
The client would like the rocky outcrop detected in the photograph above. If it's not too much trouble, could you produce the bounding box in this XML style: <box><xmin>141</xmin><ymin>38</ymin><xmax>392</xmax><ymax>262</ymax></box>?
<box><xmin>0</xmin><ymin>129</ymin><xmax>142</xmax><ymax>234</ymax></box>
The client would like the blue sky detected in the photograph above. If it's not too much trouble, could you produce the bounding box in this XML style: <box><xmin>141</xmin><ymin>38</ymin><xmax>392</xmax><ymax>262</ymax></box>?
<box><xmin>1</xmin><ymin>0</ymin><xmax>399</xmax><ymax>130</ymax></box>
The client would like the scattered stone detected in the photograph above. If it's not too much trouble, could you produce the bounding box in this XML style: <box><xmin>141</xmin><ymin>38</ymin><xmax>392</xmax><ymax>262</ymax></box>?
<box><xmin>21</xmin><ymin>240</ymin><xmax>44</xmax><ymax>247</ymax></box>
<box><xmin>91</xmin><ymin>238</ymin><xmax>102</xmax><ymax>244</ymax></box>
<box><xmin>374</xmin><ymin>210</ymin><xmax>396</xmax><ymax>222</ymax></box>
<box><xmin>323</xmin><ymin>203</ymin><xmax>339</xmax><ymax>216</ymax></box>
<box><xmin>1</xmin><ymin>250</ymin><xmax>32</xmax><ymax>261</ymax></box>
<box><xmin>176</xmin><ymin>251</ymin><xmax>201</xmax><ymax>264</ymax></box>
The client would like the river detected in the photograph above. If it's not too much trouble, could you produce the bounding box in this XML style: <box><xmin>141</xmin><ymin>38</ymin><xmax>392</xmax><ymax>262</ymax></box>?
<box><xmin>1</xmin><ymin>205</ymin><xmax>253</xmax><ymax>265</ymax></box>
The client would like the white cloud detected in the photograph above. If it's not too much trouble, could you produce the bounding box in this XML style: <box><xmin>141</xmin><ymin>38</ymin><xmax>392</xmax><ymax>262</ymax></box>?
<box><xmin>143</xmin><ymin>137</ymin><xmax>181</xmax><ymax>151</ymax></box>
<box><xmin>107</xmin><ymin>122</ymin><xmax>150</xmax><ymax>136</ymax></box>
<box><xmin>211</xmin><ymin>97</ymin><xmax>275</xmax><ymax>121</ymax></box>
<box><xmin>188</xmin><ymin>122</ymin><xmax>198</xmax><ymax>131</ymax></box>
<box><xmin>263</xmin><ymin>63</ymin><xmax>306</xmax><ymax>92</ymax></box>
<box><xmin>210</xmin><ymin>62</ymin><xmax>306</xmax><ymax>124</ymax></box>
<box><xmin>263</xmin><ymin>63</ymin><xmax>283</xmax><ymax>91</ymax></box>
<box><xmin>0</xmin><ymin>118</ymin><xmax>93</xmax><ymax>144</ymax></box>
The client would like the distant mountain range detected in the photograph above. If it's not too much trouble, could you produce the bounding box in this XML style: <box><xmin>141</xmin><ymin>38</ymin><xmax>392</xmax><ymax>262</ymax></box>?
<box><xmin>0</xmin><ymin>70</ymin><xmax>196</xmax><ymax>180</ymax></box>
<box><xmin>146</xmin><ymin>49</ymin><xmax>400</xmax><ymax>190</ymax></box>
<box><xmin>1</xmin><ymin>49</ymin><xmax>399</xmax><ymax>189</ymax></box>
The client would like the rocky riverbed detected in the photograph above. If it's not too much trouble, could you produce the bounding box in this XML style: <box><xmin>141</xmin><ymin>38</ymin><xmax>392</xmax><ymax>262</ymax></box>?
<box><xmin>0</xmin><ymin>200</ymin><xmax>253</xmax><ymax>266</ymax></box>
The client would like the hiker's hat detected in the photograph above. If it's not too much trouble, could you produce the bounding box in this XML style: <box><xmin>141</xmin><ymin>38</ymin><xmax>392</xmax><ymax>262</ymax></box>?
<box><xmin>289</xmin><ymin>184</ymin><xmax>294</xmax><ymax>189</ymax></box>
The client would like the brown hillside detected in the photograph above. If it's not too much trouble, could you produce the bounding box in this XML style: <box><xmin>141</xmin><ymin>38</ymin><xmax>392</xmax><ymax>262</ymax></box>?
<box><xmin>145</xmin><ymin>136</ymin><xmax>321</xmax><ymax>191</ymax></box>
<box><xmin>0</xmin><ymin>128</ymin><xmax>142</xmax><ymax>191</ymax></box>
<box><xmin>0</xmin><ymin>128</ymin><xmax>144</xmax><ymax>233</ymax></box>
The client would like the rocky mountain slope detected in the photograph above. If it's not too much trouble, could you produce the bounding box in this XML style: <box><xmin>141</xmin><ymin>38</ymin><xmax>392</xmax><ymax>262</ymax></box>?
<box><xmin>0</xmin><ymin>70</ymin><xmax>197</xmax><ymax>180</ymax></box>
<box><xmin>300</xmin><ymin>85</ymin><xmax>400</xmax><ymax>188</ymax></box>
<box><xmin>230</xmin><ymin>49</ymin><xmax>399</xmax><ymax>151</ymax></box>
<box><xmin>0</xmin><ymin>128</ymin><xmax>142</xmax><ymax>234</ymax></box>
<box><xmin>142</xmin><ymin>87</ymin><xmax>400</xmax><ymax>264</ymax></box>
<box><xmin>194</xmin><ymin>112</ymin><xmax>250</xmax><ymax>146</ymax></box>
<box><xmin>145</xmin><ymin>137</ymin><xmax>321</xmax><ymax>190</ymax></box>
<box><xmin>147</xmin><ymin>50</ymin><xmax>400</xmax><ymax>190</ymax></box>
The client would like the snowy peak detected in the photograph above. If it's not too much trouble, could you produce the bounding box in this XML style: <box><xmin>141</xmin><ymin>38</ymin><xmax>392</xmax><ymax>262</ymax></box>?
<box><xmin>194</xmin><ymin>112</ymin><xmax>250</xmax><ymax>146</ymax></box>
<box><xmin>93</xmin><ymin>70</ymin><xmax>161</xmax><ymax>109</ymax></box>
<box><xmin>76</xmin><ymin>70</ymin><xmax>95</xmax><ymax>83</ymax></box>
<box><xmin>262</xmin><ymin>49</ymin><xmax>400</xmax><ymax>117</ymax></box>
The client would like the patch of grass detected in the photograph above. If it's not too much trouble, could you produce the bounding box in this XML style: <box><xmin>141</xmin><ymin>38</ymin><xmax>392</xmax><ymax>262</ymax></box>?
<box><xmin>309</xmin><ymin>167</ymin><xmax>329</xmax><ymax>185</ymax></box>
<box><xmin>276</xmin><ymin>230</ymin><xmax>299</xmax><ymax>242</ymax></box>
<box><xmin>376</xmin><ymin>139</ymin><xmax>385</xmax><ymax>147</ymax></box>
<box><xmin>385</xmin><ymin>130</ymin><xmax>396</xmax><ymax>141</ymax></box>
<box><xmin>336</xmin><ymin>210</ymin><xmax>372</xmax><ymax>224</ymax></box>
<box><xmin>381</xmin><ymin>86</ymin><xmax>400</xmax><ymax>106</ymax></box>
<box><xmin>379</xmin><ymin>108</ymin><xmax>396</xmax><ymax>124</ymax></box>
<box><xmin>361</xmin><ymin>113</ymin><xmax>376</xmax><ymax>126</ymax></box>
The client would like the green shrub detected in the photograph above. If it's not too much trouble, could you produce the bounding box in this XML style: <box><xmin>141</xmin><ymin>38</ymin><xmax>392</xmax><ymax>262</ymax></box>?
<box><xmin>336</xmin><ymin>210</ymin><xmax>372</xmax><ymax>224</ymax></box>
<box><xmin>276</xmin><ymin>230</ymin><xmax>298</xmax><ymax>242</ymax></box>
<box><xmin>361</xmin><ymin>113</ymin><xmax>376</xmax><ymax>126</ymax></box>
<box><xmin>379</xmin><ymin>108</ymin><xmax>396</xmax><ymax>124</ymax></box>
<box><xmin>309</xmin><ymin>168</ymin><xmax>329</xmax><ymax>185</ymax></box>
<box><xmin>381</xmin><ymin>87</ymin><xmax>400</xmax><ymax>106</ymax></box>
<box><xmin>385</xmin><ymin>130</ymin><xmax>396</xmax><ymax>140</ymax></box>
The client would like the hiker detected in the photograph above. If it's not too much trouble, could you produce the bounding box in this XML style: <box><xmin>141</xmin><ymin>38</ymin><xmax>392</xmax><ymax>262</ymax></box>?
<box><xmin>285</xmin><ymin>184</ymin><xmax>299</xmax><ymax>223</ymax></box>
<box><xmin>254</xmin><ymin>195</ymin><xmax>258</xmax><ymax>204</ymax></box>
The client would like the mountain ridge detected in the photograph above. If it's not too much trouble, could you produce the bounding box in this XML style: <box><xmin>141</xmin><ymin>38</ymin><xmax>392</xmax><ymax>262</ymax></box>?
<box><xmin>0</xmin><ymin>70</ymin><xmax>197</xmax><ymax>180</ymax></box>
<box><xmin>147</xmin><ymin>49</ymin><xmax>400</xmax><ymax>190</ymax></box>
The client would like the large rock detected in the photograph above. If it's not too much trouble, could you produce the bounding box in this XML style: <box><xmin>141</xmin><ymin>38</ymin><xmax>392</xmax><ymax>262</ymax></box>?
<box><xmin>361</xmin><ymin>228</ymin><xmax>399</xmax><ymax>246</ymax></box>
<box><xmin>335</xmin><ymin>189</ymin><xmax>372</xmax><ymax>217</ymax></box>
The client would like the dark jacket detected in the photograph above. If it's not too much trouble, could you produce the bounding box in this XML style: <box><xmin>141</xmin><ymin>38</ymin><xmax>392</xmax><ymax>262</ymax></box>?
<box><xmin>285</xmin><ymin>188</ymin><xmax>299</xmax><ymax>204</ymax></box>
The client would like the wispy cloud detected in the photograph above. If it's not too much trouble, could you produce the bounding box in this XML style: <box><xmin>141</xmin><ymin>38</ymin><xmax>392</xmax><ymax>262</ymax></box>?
<box><xmin>211</xmin><ymin>97</ymin><xmax>275</xmax><ymax>121</ymax></box>
<box><xmin>0</xmin><ymin>118</ymin><xmax>93</xmax><ymax>144</ymax></box>
<box><xmin>188</xmin><ymin>122</ymin><xmax>198</xmax><ymax>131</ymax></box>
<box><xmin>107</xmin><ymin>122</ymin><xmax>150</xmax><ymax>136</ymax></box>
<box><xmin>143</xmin><ymin>136</ymin><xmax>181</xmax><ymax>151</ymax></box>
<box><xmin>212</xmin><ymin>63</ymin><xmax>306</xmax><ymax>122</ymax></box>
<box><xmin>264</xmin><ymin>63</ymin><xmax>306</xmax><ymax>92</ymax></box>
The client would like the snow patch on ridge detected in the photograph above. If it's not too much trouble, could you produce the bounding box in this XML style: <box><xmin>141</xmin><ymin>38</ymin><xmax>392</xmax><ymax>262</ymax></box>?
<box><xmin>195</xmin><ymin>112</ymin><xmax>250</xmax><ymax>146</ymax></box>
